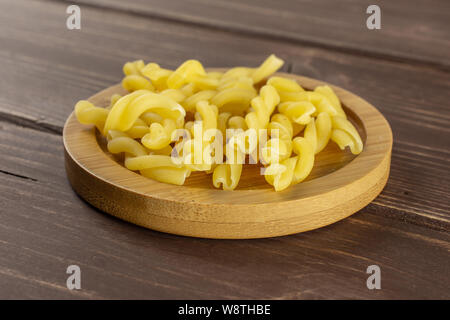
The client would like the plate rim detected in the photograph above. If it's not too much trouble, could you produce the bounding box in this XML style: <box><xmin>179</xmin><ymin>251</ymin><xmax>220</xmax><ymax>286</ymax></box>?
<box><xmin>63</xmin><ymin>71</ymin><xmax>392</xmax><ymax>238</ymax></box>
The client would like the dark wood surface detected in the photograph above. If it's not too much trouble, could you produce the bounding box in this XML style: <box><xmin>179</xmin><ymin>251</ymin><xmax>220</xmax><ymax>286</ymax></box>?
<box><xmin>0</xmin><ymin>0</ymin><xmax>448</xmax><ymax>299</ymax></box>
<box><xmin>69</xmin><ymin>0</ymin><xmax>450</xmax><ymax>70</ymax></box>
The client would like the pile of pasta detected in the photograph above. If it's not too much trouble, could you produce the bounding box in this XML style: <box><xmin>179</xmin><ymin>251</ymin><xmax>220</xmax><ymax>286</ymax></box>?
<box><xmin>74</xmin><ymin>54</ymin><xmax>363</xmax><ymax>191</ymax></box>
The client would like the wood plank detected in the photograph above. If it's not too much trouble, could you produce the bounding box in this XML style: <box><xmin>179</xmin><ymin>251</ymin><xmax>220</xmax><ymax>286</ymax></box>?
<box><xmin>0</xmin><ymin>121</ymin><xmax>449</xmax><ymax>299</ymax></box>
<box><xmin>68</xmin><ymin>0</ymin><xmax>450</xmax><ymax>69</ymax></box>
<box><xmin>0</xmin><ymin>0</ymin><xmax>448</xmax><ymax>228</ymax></box>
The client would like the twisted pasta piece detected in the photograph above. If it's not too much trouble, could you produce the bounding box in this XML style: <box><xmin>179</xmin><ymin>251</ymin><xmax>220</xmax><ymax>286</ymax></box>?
<box><xmin>330</xmin><ymin>116</ymin><xmax>363</xmax><ymax>155</ymax></box>
<box><xmin>292</xmin><ymin>90</ymin><xmax>346</xmax><ymax>119</ymax></box>
<box><xmin>141</xmin><ymin>118</ymin><xmax>177</xmax><ymax>150</ymax></box>
<box><xmin>107</xmin><ymin>135</ymin><xmax>190</xmax><ymax>185</ymax></box>
<box><xmin>262</xmin><ymin>113</ymin><xmax>293</xmax><ymax>165</ymax></box>
<box><xmin>304</xmin><ymin>112</ymin><xmax>332</xmax><ymax>154</ymax></box>
<box><xmin>252</xmin><ymin>54</ymin><xmax>284</xmax><ymax>83</ymax></box>
<box><xmin>167</xmin><ymin>60</ymin><xmax>206</xmax><ymax>89</ymax></box>
<box><xmin>122</xmin><ymin>74</ymin><xmax>154</xmax><ymax>92</ymax></box>
<box><xmin>122</xmin><ymin>60</ymin><xmax>154</xmax><ymax>92</ymax></box>
<box><xmin>183</xmin><ymin>90</ymin><xmax>217</xmax><ymax>112</ymax></box>
<box><xmin>125</xmin><ymin>118</ymin><xmax>149</xmax><ymax>139</ymax></box>
<box><xmin>228</xmin><ymin>115</ymin><xmax>247</xmax><ymax>130</ymax></box>
<box><xmin>213</xmin><ymin>129</ymin><xmax>246</xmax><ymax>191</ymax></box>
<box><xmin>212</xmin><ymin>163</ymin><xmax>243</xmax><ymax>191</ymax></box>
<box><xmin>291</xmin><ymin>137</ymin><xmax>315</xmax><ymax>184</ymax></box>
<box><xmin>221</xmin><ymin>67</ymin><xmax>253</xmax><ymax>82</ymax></box>
<box><xmin>107</xmin><ymin>136</ymin><xmax>148</xmax><ymax>157</ymax></box>
<box><xmin>278</xmin><ymin>101</ymin><xmax>316</xmax><ymax>125</ymax></box>
<box><xmin>264</xmin><ymin>137</ymin><xmax>314</xmax><ymax>191</ymax></box>
<box><xmin>212</xmin><ymin>54</ymin><xmax>284</xmax><ymax>115</ymax></box>
<box><xmin>160</xmin><ymin>89</ymin><xmax>186</xmax><ymax>103</ymax></box>
<box><xmin>216</xmin><ymin>112</ymin><xmax>247</xmax><ymax>161</ymax></box>
<box><xmin>212</xmin><ymin>76</ymin><xmax>257</xmax><ymax>115</ymax></box>
<box><xmin>211</xmin><ymin>87</ymin><xmax>257</xmax><ymax>112</ymax></box>
<box><xmin>217</xmin><ymin>112</ymin><xmax>232</xmax><ymax>137</ymax></box>
<box><xmin>123</xmin><ymin>60</ymin><xmax>145</xmax><ymax>76</ymax></box>
<box><xmin>267</xmin><ymin>76</ymin><xmax>304</xmax><ymax>102</ymax></box>
<box><xmin>140</xmin><ymin>63</ymin><xmax>172</xmax><ymax>91</ymax></box>
<box><xmin>245</xmin><ymin>85</ymin><xmax>280</xmax><ymax>132</ymax></box>
<box><xmin>180</xmin><ymin>82</ymin><xmax>198</xmax><ymax>97</ymax></box>
<box><xmin>217</xmin><ymin>75</ymin><xmax>254</xmax><ymax>92</ymax></box>
<box><xmin>103</xmin><ymin>90</ymin><xmax>185</xmax><ymax>135</ymax></box>
<box><xmin>189</xmin><ymin>74</ymin><xmax>219</xmax><ymax>90</ymax></box>
<box><xmin>75</xmin><ymin>100</ymin><xmax>109</xmax><ymax>132</ymax></box>
<box><xmin>182</xmin><ymin>100</ymin><xmax>220</xmax><ymax>171</ymax></box>
<box><xmin>139</xmin><ymin>166</ymin><xmax>191</xmax><ymax>185</ymax></box>
<box><xmin>109</xmin><ymin>94</ymin><xmax>122</xmax><ymax>109</ymax></box>
<box><xmin>314</xmin><ymin>86</ymin><xmax>346</xmax><ymax>118</ymax></box>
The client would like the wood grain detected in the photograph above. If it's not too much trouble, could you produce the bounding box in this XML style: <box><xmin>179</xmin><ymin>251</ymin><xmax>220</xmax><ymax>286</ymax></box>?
<box><xmin>0</xmin><ymin>0</ymin><xmax>448</xmax><ymax>229</ymax></box>
<box><xmin>67</xmin><ymin>0</ymin><xmax>450</xmax><ymax>70</ymax></box>
<box><xmin>1</xmin><ymin>121</ymin><xmax>449</xmax><ymax>299</ymax></box>
<box><xmin>63</xmin><ymin>75</ymin><xmax>392</xmax><ymax>238</ymax></box>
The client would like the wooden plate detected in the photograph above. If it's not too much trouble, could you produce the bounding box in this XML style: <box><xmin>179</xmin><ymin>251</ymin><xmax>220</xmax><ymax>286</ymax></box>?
<box><xmin>63</xmin><ymin>71</ymin><xmax>392</xmax><ymax>239</ymax></box>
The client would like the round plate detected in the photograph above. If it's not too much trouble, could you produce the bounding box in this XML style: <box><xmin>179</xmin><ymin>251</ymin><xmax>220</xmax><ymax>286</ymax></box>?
<box><xmin>63</xmin><ymin>71</ymin><xmax>392</xmax><ymax>239</ymax></box>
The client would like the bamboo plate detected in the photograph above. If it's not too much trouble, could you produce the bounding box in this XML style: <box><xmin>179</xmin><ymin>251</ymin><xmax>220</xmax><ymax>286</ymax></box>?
<box><xmin>63</xmin><ymin>71</ymin><xmax>392</xmax><ymax>239</ymax></box>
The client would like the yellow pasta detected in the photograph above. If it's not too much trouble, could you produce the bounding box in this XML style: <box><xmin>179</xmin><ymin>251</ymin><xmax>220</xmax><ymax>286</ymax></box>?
<box><xmin>213</xmin><ymin>163</ymin><xmax>243</xmax><ymax>191</ymax></box>
<box><xmin>245</xmin><ymin>85</ymin><xmax>280</xmax><ymax>132</ymax></box>
<box><xmin>167</xmin><ymin>60</ymin><xmax>206</xmax><ymax>89</ymax></box>
<box><xmin>141</xmin><ymin>118</ymin><xmax>177</xmax><ymax>150</ymax></box>
<box><xmin>314</xmin><ymin>86</ymin><xmax>346</xmax><ymax>118</ymax></box>
<box><xmin>213</xmin><ymin>128</ymin><xmax>246</xmax><ymax>190</ymax></box>
<box><xmin>278</xmin><ymin>101</ymin><xmax>316</xmax><ymax>125</ymax></box>
<box><xmin>140</xmin><ymin>63</ymin><xmax>172</xmax><ymax>91</ymax></box>
<box><xmin>140</xmin><ymin>167</ymin><xmax>191</xmax><ymax>185</ymax></box>
<box><xmin>217</xmin><ymin>112</ymin><xmax>232</xmax><ymax>137</ymax></box>
<box><xmin>181</xmin><ymin>100</ymin><xmax>220</xmax><ymax>171</ymax></box>
<box><xmin>107</xmin><ymin>136</ymin><xmax>148</xmax><ymax>157</ymax></box>
<box><xmin>211</xmin><ymin>88</ymin><xmax>257</xmax><ymax>110</ymax></box>
<box><xmin>75</xmin><ymin>100</ymin><xmax>109</xmax><ymax>132</ymax></box>
<box><xmin>252</xmin><ymin>54</ymin><xmax>284</xmax><ymax>83</ymax></box>
<box><xmin>160</xmin><ymin>89</ymin><xmax>186</xmax><ymax>103</ymax></box>
<box><xmin>267</xmin><ymin>76</ymin><xmax>304</xmax><ymax>102</ymax></box>
<box><xmin>264</xmin><ymin>137</ymin><xmax>314</xmax><ymax>191</ymax></box>
<box><xmin>123</xmin><ymin>60</ymin><xmax>145</xmax><ymax>76</ymax></box>
<box><xmin>121</xmin><ymin>60</ymin><xmax>155</xmax><ymax>92</ymax></box>
<box><xmin>74</xmin><ymin>54</ymin><xmax>363</xmax><ymax>191</ymax></box>
<box><xmin>330</xmin><ymin>116</ymin><xmax>363</xmax><ymax>154</ymax></box>
<box><xmin>125</xmin><ymin>118</ymin><xmax>149</xmax><ymax>139</ymax></box>
<box><xmin>122</xmin><ymin>74</ymin><xmax>154</xmax><ymax>92</ymax></box>
<box><xmin>183</xmin><ymin>90</ymin><xmax>217</xmax><ymax>112</ymax></box>
<box><xmin>304</xmin><ymin>112</ymin><xmax>332</xmax><ymax>154</ymax></box>
<box><xmin>103</xmin><ymin>90</ymin><xmax>185</xmax><ymax>134</ymax></box>
<box><xmin>262</xmin><ymin>113</ymin><xmax>293</xmax><ymax>165</ymax></box>
<box><xmin>301</xmin><ymin>91</ymin><xmax>342</xmax><ymax>117</ymax></box>
<box><xmin>109</xmin><ymin>94</ymin><xmax>122</xmax><ymax>109</ymax></box>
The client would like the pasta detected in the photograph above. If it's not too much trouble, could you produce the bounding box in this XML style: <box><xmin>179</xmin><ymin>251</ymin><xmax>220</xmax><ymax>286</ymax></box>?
<box><xmin>74</xmin><ymin>54</ymin><xmax>363</xmax><ymax>191</ymax></box>
<box><xmin>262</xmin><ymin>113</ymin><xmax>293</xmax><ymax>165</ymax></box>
<box><xmin>304</xmin><ymin>112</ymin><xmax>332</xmax><ymax>154</ymax></box>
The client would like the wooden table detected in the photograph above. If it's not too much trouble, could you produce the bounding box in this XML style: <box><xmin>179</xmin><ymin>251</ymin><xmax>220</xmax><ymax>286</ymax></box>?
<box><xmin>0</xmin><ymin>0</ymin><xmax>448</xmax><ymax>299</ymax></box>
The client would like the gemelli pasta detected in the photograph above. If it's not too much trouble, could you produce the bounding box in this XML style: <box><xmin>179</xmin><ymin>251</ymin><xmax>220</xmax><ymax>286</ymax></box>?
<box><xmin>74</xmin><ymin>54</ymin><xmax>363</xmax><ymax>191</ymax></box>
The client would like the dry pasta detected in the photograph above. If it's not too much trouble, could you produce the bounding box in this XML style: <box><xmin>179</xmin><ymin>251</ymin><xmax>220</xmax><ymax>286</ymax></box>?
<box><xmin>74</xmin><ymin>54</ymin><xmax>363</xmax><ymax>191</ymax></box>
